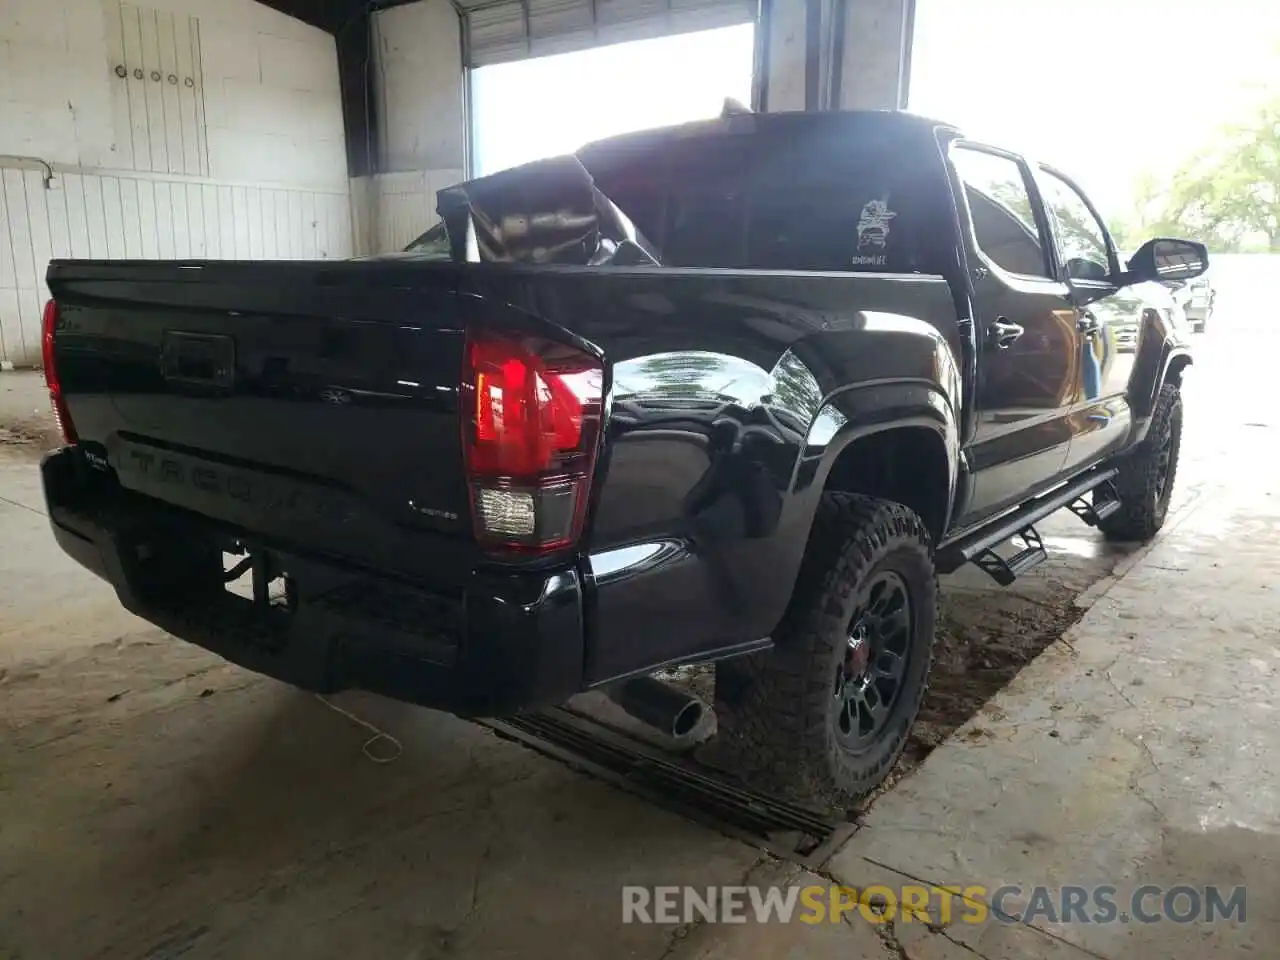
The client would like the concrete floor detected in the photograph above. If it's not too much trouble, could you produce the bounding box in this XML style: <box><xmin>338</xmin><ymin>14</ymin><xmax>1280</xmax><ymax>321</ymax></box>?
<box><xmin>830</xmin><ymin>477</ymin><xmax>1279</xmax><ymax>958</ymax></box>
<box><xmin>1</xmin><ymin>264</ymin><xmax>1273</xmax><ymax>959</ymax></box>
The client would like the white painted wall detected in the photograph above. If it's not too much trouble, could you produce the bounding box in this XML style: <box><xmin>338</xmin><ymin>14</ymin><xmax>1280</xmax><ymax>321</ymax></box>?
<box><xmin>761</xmin><ymin>0</ymin><xmax>911</xmax><ymax>112</ymax></box>
<box><xmin>377</xmin><ymin>0</ymin><xmax>465</xmax><ymax>174</ymax></box>
<box><xmin>761</xmin><ymin>0</ymin><xmax>807</xmax><ymax>112</ymax></box>
<box><xmin>354</xmin><ymin>0</ymin><xmax>466</xmax><ymax>256</ymax></box>
<box><xmin>356</xmin><ymin>169</ymin><xmax>465</xmax><ymax>254</ymax></box>
<box><xmin>836</xmin><ymin>0</ymin><xmax>912</xmax><ymax>110</ymax></box>
<box><xmin>0</xmin><ymin>0</ymin><xmax>352</xmax><ymax>366</ymax></box>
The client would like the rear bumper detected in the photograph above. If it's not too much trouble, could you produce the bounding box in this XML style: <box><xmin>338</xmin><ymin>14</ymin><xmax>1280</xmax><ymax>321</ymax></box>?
<box><xmin>41</xmin><ymin>448</ymin><xmax>586</xmax><ymax>717</ymax></box>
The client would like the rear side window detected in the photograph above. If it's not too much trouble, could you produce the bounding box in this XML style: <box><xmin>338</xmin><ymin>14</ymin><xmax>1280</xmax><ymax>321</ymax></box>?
<box><xmin>582</xmin><ymin>124</ymin><xmax>948</xmax><ymax>275</ymax></box>
<box><xmin>659</xmin><ymin>148</ymin><xmax>750</xmax><ymax>268</ymax></box>
<box><xmin>951</xmin><ymin>146</ymin><xmax>1050</xmax><ymax>279</ymax></box>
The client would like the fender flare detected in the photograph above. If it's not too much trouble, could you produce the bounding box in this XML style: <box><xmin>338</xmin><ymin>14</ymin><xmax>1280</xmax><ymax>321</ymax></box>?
<box><xmin>1161</xmin><ymin>348</ymin><xmax>1193</xmax><ymax>392</ymax></box>
<box><xmin>1127</xmin><ymin>340</ymin><xmax>1191</xmax><ymax>446</ymax></box>
<box><xmin>790</xmin><ymin>378</ymin><xmax>962</xmax><ymax>539</ymax></box>
<box><xmin>1138</xmin><ymin>341</ymin><xmax>1192</xmax><ymax>417</ymax></box>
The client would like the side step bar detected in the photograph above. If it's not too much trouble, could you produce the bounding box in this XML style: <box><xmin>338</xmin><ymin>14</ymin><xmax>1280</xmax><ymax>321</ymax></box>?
<box><xmin>936</xmin><ymin>467</ymin><xmax>1119</xmax><ymax>579</ymax></box>
<box><xmin>1068</xmin><ymin>478</ymin><xmax>1122</xmax><ymax>527</ymax></box>
<box><xmin>972</xmin><ymin>525</ymin><xmax>1046</xmax><ymax>586</ymax></box>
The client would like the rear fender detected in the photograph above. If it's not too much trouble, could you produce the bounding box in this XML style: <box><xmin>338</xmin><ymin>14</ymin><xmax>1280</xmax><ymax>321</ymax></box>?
<box><xmin>759</xmin><ymin>330</ymin><xmax>962</xmax><ymax>634</ymax></box>
<box><xmin>572</xmin><ymin>288</ymin><xmax>966</xmax><ymax>679</ymax></box>
<box><xmin>797</xmin><ymin>383</ymin><xmax>961</xmax><ymax>532</ymax></box>
<box><xmin>791</xmin><ymin>312</ymin><xmax>962</xmax><ymax>513</ymax></box>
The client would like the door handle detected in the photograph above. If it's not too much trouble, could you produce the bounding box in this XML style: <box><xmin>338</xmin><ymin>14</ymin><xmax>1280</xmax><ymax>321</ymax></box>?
<box><xmin>1078</xmin><ymin>311</ymin><xmax>1100</xmax><ymax>335</ymax></box>
<box><xmin>988</xmin><ymin>317</ymin><xmax>1024</xmax><ymax>349</ymax></box>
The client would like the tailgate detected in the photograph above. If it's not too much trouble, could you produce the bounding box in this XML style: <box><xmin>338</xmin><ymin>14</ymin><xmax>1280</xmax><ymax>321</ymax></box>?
<box><xmin>48</xmin><ymin>260</ymin><xmax>478</xmax><ymax>585</ymax></box>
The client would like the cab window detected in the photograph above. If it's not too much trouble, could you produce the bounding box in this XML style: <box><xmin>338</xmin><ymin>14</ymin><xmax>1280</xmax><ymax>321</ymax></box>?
<box><xmin>582</xmin><ymin>121</ymin><xmax>948</xmax><ymax>274</ymax></box>
<box><xmin>951</xmin><ymin>145</ymin><xmax>1051</xmax><ymax>279</ymax></box>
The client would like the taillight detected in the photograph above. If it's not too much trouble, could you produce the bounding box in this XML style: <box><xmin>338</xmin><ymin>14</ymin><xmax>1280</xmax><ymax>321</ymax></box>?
<box><xmin>41</xmin><ymin>299</ymin><xmax>77</xmax><ymax>444</ymax></box>
<box><xmin>462</xmin><ymin>328</ymin><xmax>604</xmax><ymax>554</ymax></box>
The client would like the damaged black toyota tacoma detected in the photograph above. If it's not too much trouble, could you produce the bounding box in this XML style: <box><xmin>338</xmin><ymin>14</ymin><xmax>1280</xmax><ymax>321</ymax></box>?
<box><xmin>40</xmin><ymin>111</ymin><xmax>1204</xmax><ymax>801</ymax></box>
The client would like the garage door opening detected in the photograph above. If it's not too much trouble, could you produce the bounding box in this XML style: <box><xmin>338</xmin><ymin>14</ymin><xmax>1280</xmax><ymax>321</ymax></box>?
<box><xmin>470</xmin><ymin>23</ymin><xmax>755</xmax><ymax>176</ymax></box>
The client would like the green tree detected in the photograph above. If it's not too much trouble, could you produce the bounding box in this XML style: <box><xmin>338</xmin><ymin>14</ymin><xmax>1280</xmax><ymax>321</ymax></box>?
<box><xmin>1127</xmin><ymin>97</ymin><xmax>1280</xmax><ymax>252</ymax></box>
<box><xmin>1108</xmin><ymin>218</ymin><xmax>1135</xmax><ymax>255</ymax></box>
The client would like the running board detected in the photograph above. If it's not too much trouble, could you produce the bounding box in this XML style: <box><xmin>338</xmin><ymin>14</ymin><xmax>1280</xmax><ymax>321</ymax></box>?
<box><xmin>936</xmin><ymin>467</ymin><xmax>1119</xmax><ymax>577</ymax></box>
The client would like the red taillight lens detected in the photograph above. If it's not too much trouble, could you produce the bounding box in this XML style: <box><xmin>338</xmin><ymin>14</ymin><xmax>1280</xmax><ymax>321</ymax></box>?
<box><xmin>42</xmin><ymin>299</ymin><xmax>77</xmax><ymax>444</ymax></box>
<box><xmin>463</xmin><ymin>329</ymin><xmax>604</xmax><ymax>554</ymax></box>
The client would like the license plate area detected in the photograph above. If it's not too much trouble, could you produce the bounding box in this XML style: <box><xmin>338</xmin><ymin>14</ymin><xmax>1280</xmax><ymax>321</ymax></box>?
<box><xmin>120</xmin><ymin>510</ymin><xmax>461</xmax><ymax>666</ymax></box>
<box><xmin>183</xmin><ymin>546</ymin><xmax>294</xmax><ymax>652</ymax></box>
<box><xmin>161</xmin><ymin>331</ymin><xmax>235</xmax><ymax>389</ymax></box>
<box><xmin>123</xmin><ymin>529</ymin><xmax>295</xmax><ymax>653</ymax></box>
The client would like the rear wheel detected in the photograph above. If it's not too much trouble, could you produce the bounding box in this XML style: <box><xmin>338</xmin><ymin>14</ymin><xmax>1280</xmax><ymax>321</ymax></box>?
<box><xmin>713</xmin><ymin>494</ymin><xmax>936</xmax><ymax>805</ymax></box>
<box><xmin>1098</xmin><ymin>382</ymin><xmax>1182</xmax><ymax>542</ymax></box>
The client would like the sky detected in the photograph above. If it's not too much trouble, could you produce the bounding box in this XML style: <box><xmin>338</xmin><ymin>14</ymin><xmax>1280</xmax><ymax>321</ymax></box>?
<box><xmin>471</xmin><ymin>1</ymin><xmax>1280</xmax><ymax>221</ymax></box>
<box><xmin>910</xmin><ymin>0</ymin><xmax>1280</xmax><ymax>217</ymax></box>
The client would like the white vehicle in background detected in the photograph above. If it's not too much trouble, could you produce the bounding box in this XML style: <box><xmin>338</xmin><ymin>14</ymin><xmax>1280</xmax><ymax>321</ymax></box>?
<box><xmin>1167</xmin><ymin>275</ymin><xmax>1214</xmax><ymax>332</ymax></box>
<box><xmin>1109</xmin><ymin>250</ymin><xmax>1185</xmax><ymax>352</ymax></box>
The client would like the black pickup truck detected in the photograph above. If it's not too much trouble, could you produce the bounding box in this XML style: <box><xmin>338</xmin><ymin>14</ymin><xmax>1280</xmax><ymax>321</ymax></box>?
<box><xmin>40</xmin><ymin>111</ymin><xmax>1204</xmax><ymax>802</ymax></box>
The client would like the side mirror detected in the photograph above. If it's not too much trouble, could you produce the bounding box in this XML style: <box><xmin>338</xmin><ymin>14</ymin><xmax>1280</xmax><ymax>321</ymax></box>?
<box><xmin>1121</xmin><ymin>237</ymin><xmax>1209</xmax><ymax>286</ymax></box>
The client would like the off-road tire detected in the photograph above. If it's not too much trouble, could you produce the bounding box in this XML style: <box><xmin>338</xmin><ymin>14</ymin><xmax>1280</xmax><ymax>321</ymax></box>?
<box><xmin>1098</xmin><ymin>382</ymin><xmax>1182</xmax><ymax>542</ymax></box>
<box><xmin>713</xmin><ymin>494</ymin><xmax>936</xmax><ymax>805</ymax></box>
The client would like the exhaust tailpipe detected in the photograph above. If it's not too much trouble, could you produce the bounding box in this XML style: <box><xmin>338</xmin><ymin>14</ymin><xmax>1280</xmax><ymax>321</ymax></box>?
<box><xmin>606</xmin><ymin>676</ymin><xmax>706</xmax><ymax>738</ymax></box>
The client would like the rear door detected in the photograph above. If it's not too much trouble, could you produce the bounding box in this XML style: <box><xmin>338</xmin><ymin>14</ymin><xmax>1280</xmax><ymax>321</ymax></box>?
<box><xmin>949</xmin><ymin>143</ymin><xmax>1078</xmax><ymax>524</ymax></box>
<box><xmin>1033</xmin><ymin>165</ymin><xmax>1134</xmax><ymax>473</ymax></box>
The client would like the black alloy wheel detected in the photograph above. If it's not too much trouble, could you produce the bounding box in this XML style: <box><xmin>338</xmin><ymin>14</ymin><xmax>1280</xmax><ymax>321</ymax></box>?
<box><xmin>832</xmin><ymin>571</ymin><xmax>913</xmax><ymax>753</ymax></box>
<box><xmin>713</xmin><ymin>494</ymin><xmax>937</xmax><ymax>803</ymax></box>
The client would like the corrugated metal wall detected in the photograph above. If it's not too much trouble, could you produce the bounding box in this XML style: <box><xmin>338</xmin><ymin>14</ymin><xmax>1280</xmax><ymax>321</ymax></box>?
<box><xmin>465</xmin><ymin>0</ymin><xmax>756</xmax><ymax>66</ymax></box>
<box><xmin>0</xmin><ymin>163</ymin><xmax>350</xmax><ymax>366</ymax></box>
